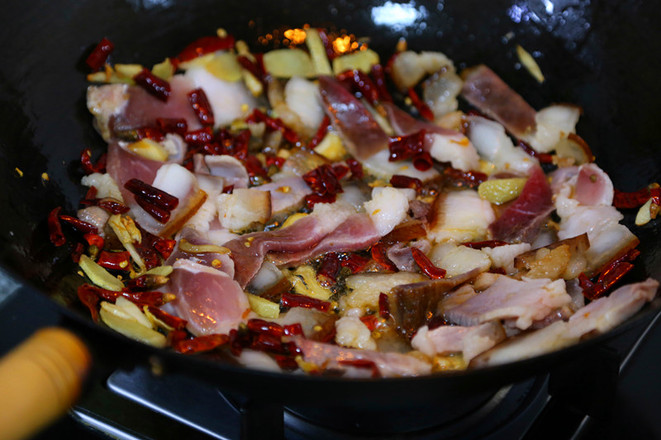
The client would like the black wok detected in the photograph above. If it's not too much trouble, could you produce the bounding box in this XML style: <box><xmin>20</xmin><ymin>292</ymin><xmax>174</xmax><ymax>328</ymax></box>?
<box><xmin>1</xmin><ymin>0</ymin><xmax>661</xmax><ymax>432</ymax></box>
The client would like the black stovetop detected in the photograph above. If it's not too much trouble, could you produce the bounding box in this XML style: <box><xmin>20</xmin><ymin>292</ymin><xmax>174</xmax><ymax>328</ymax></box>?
<box><xmin>1</xmin><ymin>267</ymin><xmax>660</xmax><ymax>440</ymax></box>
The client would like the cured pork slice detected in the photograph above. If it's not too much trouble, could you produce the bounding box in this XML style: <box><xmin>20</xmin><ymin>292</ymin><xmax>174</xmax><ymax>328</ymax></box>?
<box><xmin>444</xmin><ymin>276</ymin><xmax>571</xmax><ymax>330</ymax></box>
<box><xmin>292</xmin><ymin>337</ymin><xmax>431</xmax><ymax>377</ymax></box>
<box><xmin>168</xmin><ymin>259</ymin><xmax>249</xmax><ymax>336</ymax></box>
<box><xmin>411</xmin><ymin>322</ymin><xmax>506</xmax><ymax>363</ymax></box>
<box><xmin>473</xmin><ymin>278</ymin><xmax>659</xmax><ymax>367</ymax></box>
<box><xmin>318</xmin><ymin>75</ymin><xmax>389</xmax><ymax>160</ymax></box>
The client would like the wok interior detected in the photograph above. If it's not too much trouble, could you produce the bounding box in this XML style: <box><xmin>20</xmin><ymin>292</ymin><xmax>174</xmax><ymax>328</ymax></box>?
<box><xmin>1</xmin><ymin>0</ymin><xmax>660</xmax><ymax>396</ymax></box>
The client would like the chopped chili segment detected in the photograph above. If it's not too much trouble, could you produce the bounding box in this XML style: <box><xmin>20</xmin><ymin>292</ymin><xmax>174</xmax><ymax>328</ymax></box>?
<box><xmin>246</xmin><ymin>109</ymin><xmax>300</xmax><ymax>145</ymax></box>
<box><xmin>83</xmin><ymin>233</ymin><xmax>105</xmax><ymax>249</ymax></box>
<box><xmin>145</xmin><ymin>306</ymin><xmax>188</xmax><ymax>331</ymax></box>
<box><xmin>173</xmin><ymin>334</ymin><xmax>229</xmax><ymax>354</ymax></box>
<box><xmin>77</xmin><ymin>284</ymin><xmax>101</xmax><ymax>321</ymax></box>
<box><xmin>47</xmin><ymin>207</ymin><xmax>66</xmax><ymax>247</ymax></box>
<box><xmin>307</xmin><ymin>115</ymin><xmax>330</xmax><ymax>149</ymax></box>
<box><xmin>462</xmin><ymin>240</ymin><xmax>509</xmax><ymax>249</ymax></box>
<box><xmin>188</xmin><ymin>88</ymin><xmax>214</xmax><ymax>126</ymax></box>
<box><xmin>370</xmin><ymin>63</ymin><xmax>392</xmax><ymax>102</ymax></box>
<box><xmin>371</xmin><ymin>243</ymin><xmax>397</xmax><ymax>272</ymax></box>
<box><xmin>125</xmin><ymin>178</ymin><xmax>179</xmax><ymax>211</ymax></box>
<box><xmin>247</xmin><ymin>319</ymin><xmax>285</xmax><ymax>338</ymax></box>
<box><xmin>85</xmin><ymin>37</ymin><xmax>114</xmax><ymax>71</ymax></box>
<box><xmin>407</xmin><ymin>87</ymin><xmax>434</xmax><ymax>121</ymax></box>
<box><xmin>317</xmin><ymin>252</ymin><xmax>341</xmax><ymax>286</ymax></box>
<box><xmin>96</xmin><ymin>250</ymin><xmax>131</xmax><ymax>271</ymax></box>
<box><xmin>133</xmin><ymin>68</ymin><xmax>171</xmax><ymax>102</ymax></box>
<box><xmin>341</xmin><ymin>253</ymin><xmax>370</xmax><ymax>274</ymax></box>
<box><xmin>156</xmin><ymin>118</ymin><xmax>188</xmax><ymax>136</ymax></box>
<box><xmin>337</xmin><ymin>69</ymin><xmax>380</xmax><ymax>106</ymax></box>
<box><xmin>613</xmin><ymin>186</ymin><xmax>661</xmax><ymax>209</ymax></box>
<box><xmin>59</xmin><ymin>215</ymin><xmax>98</xmax><ymax>235</ymax></box>
<box><xmin>80</xmin><ymin>148</ymin><xmax>107</xmax><ymax>174</ymax></box>
<box><xmin>388</xmin><ymin>130</ymin><xmax>433</xmax><ymax>171</ymax></box>
<box><xmin>378</xmin><ymin>292</ymin><xmax>391</xmax><ymax>319</ymax></box>
<box><xmin>390</xmin><ymin>174</ymin><xmax>423</xmax><ymax>192</ymax></box>
<box><xmin>518</xmin><ymin>140</ymin><xmax>553</xmax><ymax>164</ymax></box>
<box><xmin>411</xmin><ymin>247</ymin><xmax>446</xmax><ymax>279</ymax></box>
<box><xmin>281</xmin><ymin>292</ymin><xmax>331</xmax><ymax>312</ymax></box>
<box><xmin>579</xmin><ymin>249</ymin><xmax>640</xmax><ymax>300</ymax></box>
<box><xmin>303</xmin><ymin>164</ymin><xmax>344</xmax><ymax>208</ymax></box>
<box><xmin>443</xmin><ymin>167</ymin><xmax>488</xmax><ymax>189</ymax></box>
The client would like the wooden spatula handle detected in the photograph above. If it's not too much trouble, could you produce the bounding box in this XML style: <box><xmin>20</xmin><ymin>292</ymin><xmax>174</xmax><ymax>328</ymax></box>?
<box><xmin>0</xmin><ymin>327</ymin><xmax>91</xmax><ymax>440</ymax></box>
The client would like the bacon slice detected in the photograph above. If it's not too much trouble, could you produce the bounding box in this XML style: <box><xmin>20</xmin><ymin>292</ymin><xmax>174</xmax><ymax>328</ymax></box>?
<box><xmin>292</xmin><ymin>336</ymin><xmax>431</xmax><ymax>377</ymax></box>
<box><xmin>461</xmin><ymin>65</ymin><xmax>537</xmax><ymax>139</ymax></box>
<box><xmin>168</xmin><ymin>259</ymin><xmax>249</xmax><ymax>336</ymax></box>
<box><xmin>489</xmin><ymin>165</ymin><xmax>554</xmax><ymax>243</ymax></box>
<box><xmin>411</xmin><ymin>322</ymin><xmax>506</xmax><ymax>363</ymax></box>
<box><xmin>107</xmin><ymin>142</ymin><xmax>163</xmax><ymax>202</ymax></box>
<box><xmin>444</xmin><ymin>276</ymin><xmax>571</xmax><ymax>330</ymax></box>
<box><xmin>318</xmin><ymin>75</ymin><xmax>389</xmax><ymax>160</ymax></box>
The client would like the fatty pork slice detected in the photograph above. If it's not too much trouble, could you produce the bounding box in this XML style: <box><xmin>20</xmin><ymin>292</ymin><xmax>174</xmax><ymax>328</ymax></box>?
<box><xmin>318</xmin><ymin>75</ymin><xmax>389</xmax><ymax>160</ymax></box>
<box><xmin>444</xmin><ymin>276</ymin><xmax>571</xmax><ymax>330</ymax></box>
<box><xmin>168</xmin><ymin>259</ymin><xmax>249</xmax><ymax>336</ymax></box>
<box><xmin>194</xmin><ymin>154</ymin><xmax>249</xmax><ymax>189</ymax></box>
<box><xmin>473</xmin><ymin>278</ymin><xmax>659</xmax><ymax>367</ymax></box>
<box><xmin>106</xmin><ymin>141</ymin><xmax>163</xmax><ymax>203</ymax></box>
<box><xmin>292</xmin><ymin>337</ymin><xmax>431</xmax><ymax>377</ymax></box>
<box><xmin>489</xmin><ymin>165</ymin><xmax>554</xmax><ymax>244</ymax></box>
<box><xmin>465</xmin><ymin>115</ymin><xmax>536</xmax><ymax>175</ymax></box>
<box><xmin>185</xmin><ymin>66</ymin><xmax>256</xmax><ymax>129</ymax></box>
<box><xmin>131</xmin><ymin>163</ymin><xmax>207</xmax><ymax>237</ymax></box>
<box><xmin>411</xmin><ymin>322</ymin><xmax>506</xmax><ymax>363</ymax></box>
<box><xmin>103</xmin><ymin>76</ymin><xmax>201</xmax><ymax>138</ymax></box>
<box><xmin>428</xmin><ymin>189</ymin><xmax>495</xmax><ymax>243</ymax></box>
<box><xmin>255</xmin><ymin>175</ymin><xmax>312</xmax><ymax>216</ymax></box>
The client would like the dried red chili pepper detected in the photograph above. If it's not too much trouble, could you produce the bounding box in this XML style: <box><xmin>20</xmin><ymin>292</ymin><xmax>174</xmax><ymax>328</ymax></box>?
<box><xmin>145</xmin><ymin>306</ymin><xmax>188</xmax><ymax>331</ymax></box>
<box><xmin>133</xmin><ymin>68</ymin><xmax>171</xmax><ymax>102</ymax></box>
<box><xmin>390</xmin><ymin>174</ymin><xmax>423</xmax><ymax>192</ymax></box>
<box><xmin>360</xmin><ymin>314</ymin><xmax>379</xmax><ymax>331</ymax></box>
<box><xmin>389</xmin><ymin>130</ymin><xmax>426</xmax><ymax>162</ymax></box>
<box><xmin>85</xmin><ymin>37</ymin><xmax>114</xmax><ymax>71</ymax></box>
<box><xmin>407</xmin><ymin>87</ymin><xmax>434</xmax><ymax>121</ymax></box>
<box><xmin>332</xmin><ymin>164</ymin><xmax>350</xmax><ymax>180</ymax></box>
<box><xmin>237</xmin><ymin>55</ymin><xmax>268</xmax><ymax>85</ymax></box>
<box><xmin>188</xmin><ymin>88</ymin><xmax>215</xmax><ymax>126</ymax></box>
<box><xmin>125</xmin><ymin>178</ymin><xmax>179</xmax><ymax>211</ymax></box>
<box><xmin>517</xmin><ymin>140</ymin><xmax>553</xmax><ymax>164</ymax></box>
<box><xmin>308</xmin><ymin>115</ymin><xmax>331</xmax><ymax>149</ymax></box>
<box><xmin>251</xmin><ymin>333</ymin><xmax>289</xmax><ymax>354</ymax></box>
<box><xmin>411</xmin><ymin>248</ymin><xmax>446</xmax><ymax>279</ymax></box>
<box><xmin>303</xmin><ymin>164</ymin><xmax>343</xmax><ymax>198</ymax></box>
<box><xmin>283</xmin><ymin>323</ymin><xmax>304</xmax><ymax>336</ymax></box>
<box><xmin>222</xmin><ymin>185</ymin><xmax>234</xmax><ymax>194</ymax></box>
<box><xmin>244</xmin><ymin>155</ymin><xmax>268</xmax><ymax>179</ymax></box>
<box><xmin>177</xmin><ymin>35</ymin><xmax>235</xmax><ymax>62</ymax></box>
<box><xmin>579</xmin><ymin>249</ymin><xmax>640</xmax><ymax>300</ymax></box>
<box><xmin>337</xmin><ymin>359</ymin><xmax>381</xmax><ymax>378</ymax></box>
<box><xmin>59</xmin><ymin>215</ymin><xmax>98</xmax><ymax>235</ymax></box>
<box><xmin>135</xmin><ymin>126</ymin><xmax>165</xmax><ymax>142</ymax></box>
<box><xmin>371</xmin><ymin>243</ymin><xmax>397</xmax><ymax>271</ymax></box>
<box><xmin>71</xmin><ymin>242</ymin><xmax>85</xmax><ymax>263</ymax></box>
<box><xmin>156</xmin><ymin>118</ymin><xmax>188</xmax><ymax>136</ymax></box>
<box><xmin>341</xmin><ymin>253</ymin><xmax>370</xmax><ymax>274</ymax></box>
<box><xmin>613</xmin><ymin>186</ymin><xmax>661</xmax><ymax>209</ymax></box>
<box><xmin>48</xmin><ymin>207</ymin><xmax>66</xmax><ymax>247</ymax></box>
<box><xmin>346</xmin><ymin>158</ymin><xmax>364</xmax><ymax>180</ymax></box>
<box><xmin>337</xmin><ymin>69</ymin><xmax>380</xmax><ymax>106</ymax></box>
<box><xmin>317</xmin><ymin>252</ymin><xmax>341</xmax><ymax>286</ymax></box>
<box><xmin>83</xmin><ymin>233</ymin><xmax>104</xmax><ymax>249</ymax></box>
<box><xmin>120</xmin><ymin>290</ymin><xmax>173</xmax><ymax>307</ymax></box>
<box><xmin>80</xmin><ymin>148</ymin><xmax>107</xmax><ymax>174</ymax></box>
<box><xmin>247</xmin><ymin>319</ymin><xmax>285</xmax><ymax>338</ymax></box>
<box><xmin>77</xmin><ymin>284</ymin><xmax>101</xmax><ymax>321</ymax></box>
<box><xmin>427</xmin><ymin>315</ymin><xmax>451</xmax><ymax>330</ymax></box>
<box><xmin>97</xmin><ymin>198</ymin><xmax>130</xmax><ymax>215</ymax></box>
<box><xmin>173</xmin><ymin>334</ymin><xmax>229</xmax><ymax>354</ymax></box>
<box><xmin>265</xmin><ymin>154</ymin><xmax>285</xmax><ymax>169</ymax></box>
<box><xmin>443</xmin><ymin>167</ymin><xmax>487</xmax><ymax>189</ymax></box>
<box><xmin>281</xmin><ymin>292</ymin><xmax>331</xmax><ymax>312</ymax></box>
<box><xmin>184</xmin><ymin>127</ymin><xmax>214</xmax><ymax>146</ymax></box>
<box><xmin>378</xmin><ymin>292</ymin><xmax>390</xmax><ymax>319</ymax></box>
<box><xmin>274</xmin><ymin>355</ymin><xmax>300</xmax><ymax>371</ymax></box>
<box><xmin>153</xmin><ymin>238</ymin><xmax>176</xmax><ymax>260</ymax></box>
<box><xmin>97</xmin><ymin>250</ymin><xmax>131</xmax><ymax>271</ymax></box>
<box><xmin>370</xmin><ymin>63</ymin><xmax>392</xmax><ymax>102</ymax></box>
<box><xmin>462</xmin><ymin>240</ymin><xmax>508</xmax><ymax>249</ymax></box>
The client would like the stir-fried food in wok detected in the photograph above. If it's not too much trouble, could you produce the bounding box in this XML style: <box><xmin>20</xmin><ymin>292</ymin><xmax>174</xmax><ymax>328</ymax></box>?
<box><xmin>48</xmin><ymin>27</ymin><xmax>660</xmax><ymax>377</ymax></box>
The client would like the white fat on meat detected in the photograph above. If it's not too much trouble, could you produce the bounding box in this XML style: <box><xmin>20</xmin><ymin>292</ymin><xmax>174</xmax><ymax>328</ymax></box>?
<box><xmin>361</xmin><ymin>149</ymin><xmax>440</xmax><ymax>182</ymax></box>
<box><xmin>255</xmin><ymin>175</ymin><xmax>311</xmax><ymax>215</ymax></box>
<box><xmin>293</xmin><ymin>337</ymin><xmax>431</xmax><ymax>377</ymax></box>
<box><xmin>81</xmin><ymin>172</ymin><xmax>124</xmax><ymax>202</ymax></box>
<box><xmin>411</xmin><ymin>322</ymin><xmax>506</xmax><ymax>363</ymax></box>
<box><xmin>217</xmin><ymin>188</ymin><xmax>271</xmax><ymax>231</ymax></box>
<box><xmin>523</xmin><ymin>104</ymin><xmax>581</xmax><ymax>153</ymax></box>
<box><xmin>196</xmin><ymin>154</ymin><xmax>249</xmax><ymax>189</ymax></box>
<box><xmin>168</xmin><ymin>259</ymin><xmax>249</xmax><ymax>336</ymax></box>
<box><xmin>426</xmin><ymin>133</ymin><xmax>480</xmax><ymax>172</ymax></box>
<box><xmin>284</xmin><ymin>76</ymin><xmax>324</xmax><ymax>133</ymax></box>
<box><xmin>428</xmin><ymin>189</ymin><xmax>495</xmax><ymax>243</ymax></box>
<box><xmin>237</xmin><ymin>350</ymin><xmax>282</xmax><ymax>373</ymax></box>
<box><xmin>77</xmin><ymin>206</ymin><xmax>110</xmax><ymax>236</ymax></box>
<box><xmin>428</xmin><ymin>243</ymin><xmax>491</xmax><ymax>278</ymax></box>
<box><xmin>335</xmin><ymin>315</ymin><xmax>377</xmax><ymax>350</ymax></box>
<box><xmin>473</xmin><ymin>278</ymin><xmax>659</xmax><ymax>367</ymax></box>
<box><xmin>86</xmin><ymin>84</ymin><xmax>129</xmax><ymax>141</ymax></box>
<box><xmin>184</xmin><ymin>174</ymin><xmax>224</xmax><ymax>233</ymax></box>
<box><xmin>480</xmin><ymin>243</ymin><xmax>532</xmax><ymax>275</ymax></box>
<box><xmin>184</xmin><ymin>67</ymin><xmax>256</xmax><ymax>128</ymax></box>
<box><xmin>553</xmin><ymin>163</ymin><xmax>638</xmax><ymax>272</ymax></box>
<box><xmin>444</xmin><ymin>276</ymin><xmax>571</xmax><ymax>330</ymax></box>
<box><xmin>160</xmin><ymin>133</ymin><xmax>187</xmax><ymax>163</ymax></box>
<box><xmin>466</xmin><ymin>115</ymin><xmax>536</xmax><ymax>174</ymax></box>
<box><xmin>364</xmin><ymin>187</ymin><xmax>415</xmax><ymax>237</ymax></box>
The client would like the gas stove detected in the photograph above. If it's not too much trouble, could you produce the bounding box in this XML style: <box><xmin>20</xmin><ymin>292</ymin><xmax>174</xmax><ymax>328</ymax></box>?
<box><xmin>1</xmin><ymin>267</ymin><xmax>660</xmax><ymax>440</ymax></box>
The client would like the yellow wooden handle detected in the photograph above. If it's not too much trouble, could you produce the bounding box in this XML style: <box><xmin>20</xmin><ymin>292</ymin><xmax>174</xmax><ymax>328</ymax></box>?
<box><xmin>0</xmin><ymin>328</ymin><xmax>91</xmax><ymax>440</ymax></box>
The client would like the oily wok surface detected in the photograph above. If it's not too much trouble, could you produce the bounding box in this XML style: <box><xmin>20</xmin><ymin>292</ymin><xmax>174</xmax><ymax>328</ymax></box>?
<box><xmin>1</xmin><ymin>0</ymin><xmax>661</xmax><ymax>406</ymax></box>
